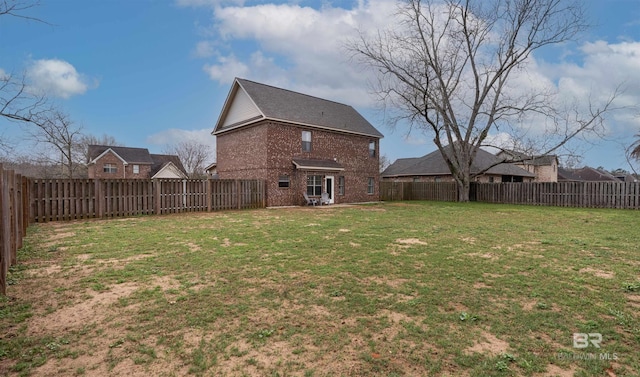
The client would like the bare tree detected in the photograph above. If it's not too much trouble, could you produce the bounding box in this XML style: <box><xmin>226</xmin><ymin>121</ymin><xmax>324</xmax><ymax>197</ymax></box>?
<box><xmin>27</xmin><ymin>110</ymin><xmax>85</xmax><ymax>178</ymax></box>
<box><xmin>164</xmin><ymin>140</ymin><xmax>213</xmax><ymax>179</ymax></box>
<box><xmin>0</xmin><ymin>0</ymin><xmax>48</xmax><ymax>22</ymax></box>
<box><xmin>349</xmin><ymin>0</ymin><xmax>618</xmax><ymax>201</ymax></box>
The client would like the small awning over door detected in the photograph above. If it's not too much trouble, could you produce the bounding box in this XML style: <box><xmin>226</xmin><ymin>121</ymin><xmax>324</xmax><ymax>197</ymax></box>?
<box><xmin>292</xmin><ymin>158</ymin><xmax>344</xmax><ymax>171</ymax></box>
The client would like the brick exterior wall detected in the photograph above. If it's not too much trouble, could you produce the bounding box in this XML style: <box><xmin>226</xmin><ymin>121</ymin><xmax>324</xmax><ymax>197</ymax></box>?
<box><xmin>514</xmin><ymin>162</ymin><xmax>558</xmax><ymax>182</ymax></box>
<box><xmin>216</xmin><ymin>120</ymin><xmax>381</xmax><ymax>206</ymax></box>
<box><xmin>87</xmin><ymin>151</ymin><xmax>152</xmax><ymax>179</ymax></box>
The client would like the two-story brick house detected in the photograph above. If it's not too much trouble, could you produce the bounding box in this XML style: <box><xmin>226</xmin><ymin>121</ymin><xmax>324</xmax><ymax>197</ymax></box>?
<box><xmin>212</xmin><ymin>78</ymin><xmax>384</xmax><ymax>207</ymax></box>
<box><xmin>87</xmin><ymin>145</ymin><xmax>188</xmax><ymax>179</ymax></box>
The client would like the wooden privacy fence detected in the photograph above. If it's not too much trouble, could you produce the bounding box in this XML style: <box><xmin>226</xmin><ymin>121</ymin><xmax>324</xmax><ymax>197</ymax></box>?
<box><xmin>381</xmin><ymin>180</ymin><xmax>640</xmax><ymax>209</ymax></box>
<box><xmin>380</xmin><ymin>181</ymin><xmax>458</xmax><ymax>202</ymax></box>
<box><xmin>29</xmin><ymin>178</ymin><xmax>266</xmax><ymax>222</ymax></box>
<box><xmin>472</xmin><ymin>181</ymin><xmax>640</xmax><ymax>209</ymax></box>
<box><xmin>0</xmin><ymin>164</ymin><xmax>29</xmax><ymax>295</ymax></box>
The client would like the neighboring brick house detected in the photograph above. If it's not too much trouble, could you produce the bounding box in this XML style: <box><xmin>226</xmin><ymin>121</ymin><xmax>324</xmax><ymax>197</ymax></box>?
<box><xmin>382</xmin><ymin>143</ymin><xmax>535</xmax><ymax>183</ymax></box>
<box><xmin>87</xmin><ymin>145</ymin><xmax>188</xmax><ymax>179</ymax></box>
<box><xmin>212</xmin><ymin>78</ymin><xmax>384</xmax><ymax>207</ymax></box>
<box><xmin>495</xmin><ymin>150</ymin><xmax>558</xmax><ymax>182</ymax></box>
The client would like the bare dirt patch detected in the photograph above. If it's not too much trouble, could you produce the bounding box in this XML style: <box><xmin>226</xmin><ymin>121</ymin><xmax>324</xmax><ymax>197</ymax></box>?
<box><xmin>579</xmin><ymin>267</ymin><xmax>615</xmax><ymax>279</ymax></box>
<box><xmin>465</xmin><ymin>330</ymin><xmax>510</xmax><ymax>356</ymax></box>
<box><xmin>395</xmin><ymin>238</ymin><xmax>428</xmax><ymax>245</ymax></box>
<box><xmin>27</xmin><ymin>282</ymin><xmax>139</xmax><ymax>337</ymax></box>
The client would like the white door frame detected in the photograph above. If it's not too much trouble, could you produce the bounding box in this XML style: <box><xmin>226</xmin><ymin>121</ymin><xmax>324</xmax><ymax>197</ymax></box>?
<box><xmin>325</xmin><ymin>176</ymin><xmax>335</xmax><ymax>204</ymax></box>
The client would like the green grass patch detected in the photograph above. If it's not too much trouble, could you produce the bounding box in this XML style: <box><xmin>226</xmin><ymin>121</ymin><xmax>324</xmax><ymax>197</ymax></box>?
<box><xmin>1</xmin><ymin>202</ymin><xmax>639</xmax><ymax>376</ymax></box>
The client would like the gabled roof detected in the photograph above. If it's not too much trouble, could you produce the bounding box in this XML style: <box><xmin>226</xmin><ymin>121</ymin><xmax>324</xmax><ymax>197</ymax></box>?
<box><xmin>88</xmin><ymin>145</ymin><xmax>154</xmax><ymax>165</ymax></box>
<box><xmin>557</xmin><ymin>167</ymin><xmax>583</xmax><ymax>182</ymax></box>
<box><xmin>213</xmin><ymin>78</ymin><xmax>383</xmax><ymax>139</ymax></box>
<box><xmin>570</xmin><ymin>167</ymin><xmax>619</xmax><ymax>182</ymax></box>
<box><xmin>382</xmin><ymin>144</ymin><xmax>536</xmax><ymax>178</ymax></box>
<box><xmin>497</xmin><ymin>150</ymin><xmax>558</xmax><ymax>166</ymax></box>
<box><xmin>150</xmin><ymin>154</ymin><xmax>187</xmax><ymax>178</ymax></box>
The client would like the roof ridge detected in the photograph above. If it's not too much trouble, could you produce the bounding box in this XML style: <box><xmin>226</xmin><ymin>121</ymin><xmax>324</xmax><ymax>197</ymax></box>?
<box><xmin>236</xmin><ymin>77</ymin><xmax>353</xmax><ymax>109</ymax></box>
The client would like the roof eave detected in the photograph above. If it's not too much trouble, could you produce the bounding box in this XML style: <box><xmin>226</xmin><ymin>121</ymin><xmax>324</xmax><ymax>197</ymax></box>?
<box><xmin>214</xmin><ymin>116</ymin><xmax>383</xmax><ymax>139</ymax></box>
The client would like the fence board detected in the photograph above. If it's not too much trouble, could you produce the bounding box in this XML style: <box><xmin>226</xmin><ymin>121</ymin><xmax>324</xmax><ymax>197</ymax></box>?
<box><xmin>381</xmin><ymin>181</ymin><xmax>640</xmax><ymax>209</ymax></box>
<box><xmin>28</xmin><ymin>178</ymin><xmax>266</xmax><ymax>222</ymax></box>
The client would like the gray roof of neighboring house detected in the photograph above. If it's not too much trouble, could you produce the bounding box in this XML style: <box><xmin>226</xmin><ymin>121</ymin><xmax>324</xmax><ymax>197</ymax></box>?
<box><xmin>150</xmin><ymin>154</ymin><xmax>187</xmax><ymax>176</ymax></box>
<box><xmin>214</xmin><ymin>78</ymin><xmax>384</xmax><ymax>138</ymax></box>
<box><xmin>88</xmin><ymin>145</ymin><xmax>154</xmax><ymax>164</ymax></box>
<box><xmin>570</xmin><ymin>167</ymin><xmax>620</xmax><ymax>182</ymax></box>
<box><xmin>497</xmin><ymin>149</ymin><xmax>558</xmax><ymax>166</ymax></box>
<box><xmin>382</xmin><ymin>144</ymin><xmax>536</xmax><ymax>178</ymax></box>
<box><xmin>557</xmin><ymin>167</ymin><xmax>583</xmax><ymax>182</ymax></box>
<box><xmin>88</xmin><ymin>145</ymin><xmax>187</xmax><ymax>176</ymax></box>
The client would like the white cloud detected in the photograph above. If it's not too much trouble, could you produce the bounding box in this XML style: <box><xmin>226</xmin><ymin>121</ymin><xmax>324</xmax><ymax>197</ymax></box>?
<box><xmin>195</xmin><ymin>0</ymin><xmax>398</xmax><ymax>107</ymax></box>
<box><xmin>194</xmin><ymin>41</ymin><xmax>216</xmax><ymax>58</ymax></box>
<box><xmin>191</xmin><ymin>0</ymin><xmax>640</xmax><ymax>162</ymax></box>
<box><xmin>26</xmin><ymin>59</ymin><xmax>93</xmax><ymax>99</ymax></box>
<box><xmin>203</xmin><ymin>54</ymin><xmax>250</xmax><ymax>83</ymax></box>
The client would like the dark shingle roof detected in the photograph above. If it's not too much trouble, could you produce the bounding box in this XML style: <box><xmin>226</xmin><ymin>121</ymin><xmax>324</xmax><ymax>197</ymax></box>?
<box><xmin>214</xmin><ymin>78</ymin><xmax>383</xmax><ymax>138</ymax></box>
<box><xmin>498</xmin><ymin>150</ymin><xmax>557</xmax><ymax>166</ymax></box>
<box><xmin>382</xmin><ymin>144</ymin><xmax>535</xmax><ymax>178</ymax></box>
<box><xmin>88</xmin><ymin>145</ymin><xmax>154</xmax><ymax>164</ymax></box>
<box><xmin>292</xmin><ymin>158</ymin><xmax>344</xmax><ymax>171</ymax></box>
<box><xmin>150</xmin><ymin>154</ymin><xmax>187</xmax><ymax>176</ymax></box>
<box><xmin>571</xmin><ymin>167</ymin><xmax>619</xmax><ymax>182</ymax></box>
<box><xmin>557</xmin><ymin>167</ymin><xmax>583</xmax><ymax>182</ymax></box>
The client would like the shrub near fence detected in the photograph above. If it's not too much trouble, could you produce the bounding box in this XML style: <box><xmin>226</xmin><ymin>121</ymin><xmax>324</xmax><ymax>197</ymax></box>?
<box><xmin>29</xmin><ymin>178</ymin><xmax>266</xmax><ymax>222</ymax></box>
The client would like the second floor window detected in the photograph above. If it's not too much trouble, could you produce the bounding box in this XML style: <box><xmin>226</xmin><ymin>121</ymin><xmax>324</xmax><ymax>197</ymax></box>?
<box><xmin>369</xmin><ymin>141</ymin><xmax>376</xmax><ymax>157</ymax></box>
<box><xmin>133</xmin><ymin>165</ymin><xmax>140</xmax><ymax>174</ymax></box>
<box><xmin>302</xmin><ymin>130</ymin><xmax>312</xmax><ymax>152</ymax></box>
<box><xmin>103</xmin><ymin>163</ymin><xmax>117</xmax><ymax>173</ymax></box>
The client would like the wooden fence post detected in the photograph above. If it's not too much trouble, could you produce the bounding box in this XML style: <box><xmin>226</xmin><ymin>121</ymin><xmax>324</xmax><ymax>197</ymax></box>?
<box><xmin>0</xmin><ymin>165</ymin><xmax>6</xmax><ymax>295</ymax></box>
<box><xmin>154</xmin><ymin>179</ymin><xmax>161</xmax><ymax>215</ymax></box>
<box><xmin>236</xmin><ymin>180</ymin><xmax>241</xmax><ymax>210</ymax></box>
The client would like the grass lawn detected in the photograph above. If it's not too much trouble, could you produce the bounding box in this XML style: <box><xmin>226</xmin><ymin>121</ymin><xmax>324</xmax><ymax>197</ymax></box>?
<box><xmin>0</xmin><ymin>201</ymin><xmax>639</xmax><ymax>376</ymax></box>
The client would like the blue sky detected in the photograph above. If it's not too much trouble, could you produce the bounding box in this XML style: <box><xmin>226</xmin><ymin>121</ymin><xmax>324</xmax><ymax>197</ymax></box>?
<box><xmin>1</xmin><ymin>0</ymin><xmax>639</xmax><ymax>171</ymax></box>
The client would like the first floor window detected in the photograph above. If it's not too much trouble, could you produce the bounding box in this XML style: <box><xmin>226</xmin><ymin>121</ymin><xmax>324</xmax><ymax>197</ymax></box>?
<box><xmin>103</xmin><ymin>163</ymin><xmax>117</xmax><ymax>173</ymax></box>
<box><xmin>307</xmin><ymin>175</ymin><xmax>322</xmax><ymax>196</ymax></box>
<box><xmin>338</xmin><ymin>176</ymin><xmax>345</xmax><ymax>195</ymax></box>
<box><xmin>133</xmin><ymin>164</ymin><xmax>140</xmax><ymax>174</ymax></box>
<box><xmin>367</xmin><ymin>177</ymin><xmax>375</xmax><ymax>194</ymax></box>
<box><xmin>278</xmin><ymin>175</ymin><xmax>290</xmax><ymax>188</ymax></box>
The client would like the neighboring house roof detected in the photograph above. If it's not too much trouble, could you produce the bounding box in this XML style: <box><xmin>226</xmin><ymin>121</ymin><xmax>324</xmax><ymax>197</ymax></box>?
<box><xmin>150</xmin><ymin>154</ymin><xmax>188</xmax><ymax>178</ymax></box>
<box><xmin>382</xmin><ymin>144</ymin><xmax>536</xmax><ymax>178</ymax></box>
<box><xmin>570</xmin><ymin>167</ymin><xmax>620</xmax><ymax>182</ymax></box>
<box><xmin>213</xmin><ymin>78</ymin><xmax>384</xmax><ymax>139</ymax></box>
<box><xmin>557</xmin><ymin>167</ymin><xmax>583</xmax><ymax>182</ymax></box>
<box><xmin>496</xmin><ymin>150</ymin><xmax>558</xmax><ymax>166</ymax></box>
<box><xmin>88</xmin><ymin>145</ymin><xmax>188</xmax><ymax>178</ymax></box>
<box><xmin>88</xmin><ymin>145</ymin><xmax>154</xmax><ymax>165</ymax></box>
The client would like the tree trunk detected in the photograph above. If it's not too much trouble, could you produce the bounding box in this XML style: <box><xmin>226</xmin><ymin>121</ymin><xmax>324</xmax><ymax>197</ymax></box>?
<box><xmin>454</xmin><ymin>168</ymin><xmax>471</xmax><ymax>202</ymax></box>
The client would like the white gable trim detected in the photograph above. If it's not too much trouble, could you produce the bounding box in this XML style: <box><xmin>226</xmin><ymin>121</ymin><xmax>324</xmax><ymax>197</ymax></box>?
<box><xmin>88</xmin><ymin>148</ymin><xmax>128</xmax><ymax>165</ymax></box>
<box><xmin>212</xmin><ymin>78</ymin><xmax>265</xmax><ymax>134</ymax></box>
<box><xmin>151</xmin><ymin>162</ymin><xmax>188</xmax><ymax>179</ymax></box>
